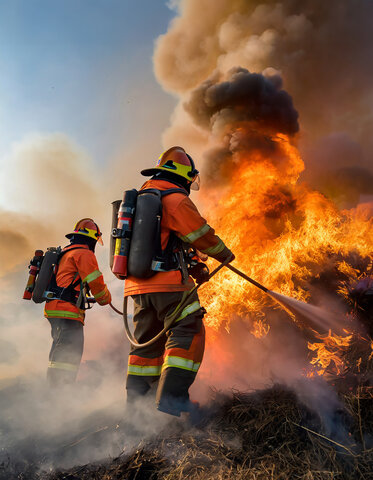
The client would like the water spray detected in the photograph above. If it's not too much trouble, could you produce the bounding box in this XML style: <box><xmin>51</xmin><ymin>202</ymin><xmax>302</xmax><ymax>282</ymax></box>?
<box><xmin>110</xmin><ymin>259</ymin><xmax>345</xmax><ymax>347</ymax></box>
<box><xmin>226</xmin><ymin>264</ymin><xmax>346</xmax><ymax>335</ymax></box>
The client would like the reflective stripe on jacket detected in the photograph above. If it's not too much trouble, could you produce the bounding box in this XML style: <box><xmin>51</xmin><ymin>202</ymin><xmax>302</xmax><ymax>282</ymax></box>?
<box><xmin>124</xmin><ymin>179</ymin><xmax>227</xmax><ymax>296</ymax></box>
<box><xmin>44</xmin><ymin>244</ymin><xmax>111</xmax><ymax>324</ymax></box>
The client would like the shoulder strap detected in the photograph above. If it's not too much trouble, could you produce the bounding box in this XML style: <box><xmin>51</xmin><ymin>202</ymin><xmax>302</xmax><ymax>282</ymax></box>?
<box><xmin>71</xmin><ymin>273</ymin><xmax>81</xmax><ymax>289</ymax></box>
<box><xmin>61</xmin><ymin>245</ymin><xmax>88</xmax><ymax>255</ymax></box>
<box><xmin>161</xmin><ymin>188</ymin><xmax>188</xmax><ymax>198</ymax></box>
<box><xmin>135</xmin><ymin>187</ymin><xmax>188</xmax><ymax>269</ymax></box>
<box><xmin>139</xmin><ymin>188</ymin><xmax>161</xmax><ymax>196</ymax></box>
<box><xmin>140</xmin><ymin>187</ymin><xmax>188</xmax><ymax>198</ymax></box>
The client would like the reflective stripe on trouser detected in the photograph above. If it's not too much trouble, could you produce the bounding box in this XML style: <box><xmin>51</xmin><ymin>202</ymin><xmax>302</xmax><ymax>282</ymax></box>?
<box><xmin>126</xmin><ymin>290</ymin><xmax>205</xmax><ymax>412</ymax></box>
<box><xmin>162</xmin><ymin>355</ymin><xmax>200</xmax><ymax>373</ymax></box>
<box><xmin>45</xmin><ymin>309</ymin><xmax>83</xmax><ymax>321</ymax></box>
<box><xmin>48</xmin><ymin>361</ymin><xmax>79</xmax><ymax>372</ymax></box>
<box><xmin>156</xmin><ymin>321</ymin><xmax>205</xmax><ymax>415</ymax></box>
<box><xmin>47</xmin><ymin>317</ymin><xmax>83</xmax><ymax>386</ymax></box>
<box><xmin>128</xmin><ymin>355</ymin><xmax>163</xmax><ymax>377</ymax></box>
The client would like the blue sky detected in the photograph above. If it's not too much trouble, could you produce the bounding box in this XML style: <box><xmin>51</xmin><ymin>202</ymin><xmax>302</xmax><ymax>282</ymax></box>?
<box><xmin>0</xmin><ymin>0</ymin><xmax>177</xmax><ymax>164</ymax></box>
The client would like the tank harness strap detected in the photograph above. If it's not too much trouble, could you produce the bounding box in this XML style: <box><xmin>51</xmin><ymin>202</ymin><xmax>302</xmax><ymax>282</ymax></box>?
<box><xmin>160</xmin><ymin>188</ymin><xmax>188</xmax><ymax>196</ymax></box>
<box><xmin>147</xmin><ymin>188</ymin><xmax>188</xmax><ymax>274</ymax></box>
<box><xmin>46</xmin><ymin>247</ymin><xmax>86</xmax><ymax>308</ymax></box>
<box><xmin>139</xmin><ymin>188</ymin><xmax>188</xmax><ymax>197</ymax></box>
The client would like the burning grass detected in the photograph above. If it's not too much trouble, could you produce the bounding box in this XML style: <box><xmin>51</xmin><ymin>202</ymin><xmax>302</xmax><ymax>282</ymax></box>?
<box><xmin>4</xmin><ymin>384</ymin><xmax>370</xmax><ymax>480</ymax></box>
<box><xmin>198</xmin><ymin>129</ymin><xmax>373</xmax><ymax>338</ymax></box>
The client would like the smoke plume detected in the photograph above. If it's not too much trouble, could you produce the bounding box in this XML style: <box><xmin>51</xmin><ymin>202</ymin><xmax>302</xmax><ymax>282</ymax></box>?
<box><xmin>185</xmin><ymin>67</ymin><xmax>298</xmax><ymax>135</ymax></box>
<box><xmin>155</xmin><ymin>0</ymin><xmax>373</xmax><ymax>206</ymax></box>
<box><xmin>184</xmin><ymin>67</ymin><xmax>299</xmax><ymax>183</ymax></box>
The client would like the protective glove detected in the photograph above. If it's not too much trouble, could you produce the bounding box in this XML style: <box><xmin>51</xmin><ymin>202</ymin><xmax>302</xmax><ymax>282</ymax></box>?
<box><xmin>189</xmin><ymin>262</ymin><xmax>210</xmax><ymax>285</ymax></box>
<box><xmin>196</xmin><ymin>249</ymin><xmax>208</xmax><ymax>262</ymax></box>
<box><xmin>212</xmin><ymin>246</ymin><xmax>235</xmax><ymax>264</ymax></box>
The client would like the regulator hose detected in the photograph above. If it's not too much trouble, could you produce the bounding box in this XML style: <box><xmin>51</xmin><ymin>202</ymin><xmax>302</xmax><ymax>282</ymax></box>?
<box><xmin>109</xmin><ymin>302</ymin><xmax>123</xmax><ymax>315</ymax></box>
<box><xmin>111</xmin><ymin>258</ymin><xmax>231</xmax><ymax>348</ymax></box>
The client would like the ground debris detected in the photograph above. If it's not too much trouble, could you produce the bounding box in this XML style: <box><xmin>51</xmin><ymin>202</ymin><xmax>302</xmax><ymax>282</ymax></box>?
<box><xmin>2</xmin><ymin>385</ymin><xmax>372</xmax><ymax>480</ymax></box>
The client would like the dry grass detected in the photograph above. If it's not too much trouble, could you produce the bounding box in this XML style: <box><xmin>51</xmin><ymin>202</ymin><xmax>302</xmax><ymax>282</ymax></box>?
<box><xmin>41</xmin><ymin>385</ymin><xmax>372</xmax><ymax>480</ymax></box>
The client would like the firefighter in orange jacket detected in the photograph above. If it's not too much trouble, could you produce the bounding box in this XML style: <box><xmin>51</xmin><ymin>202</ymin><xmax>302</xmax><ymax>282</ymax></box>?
<box><xmin>125</xmin><ymin>146</ymin><xmax>234</xmax><ymax>416</ymax></box>
<box><xmin>45</xmin><ymin>218</ymin><xmax>111</xmax><ymax>386</ymax></box>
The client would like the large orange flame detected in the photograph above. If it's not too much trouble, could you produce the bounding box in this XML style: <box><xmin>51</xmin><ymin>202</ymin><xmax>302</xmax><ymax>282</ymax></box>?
<box><xmin>198</xmin><ymin>134</ymin><xmax>372</xmax><ymax>374</ymax></box>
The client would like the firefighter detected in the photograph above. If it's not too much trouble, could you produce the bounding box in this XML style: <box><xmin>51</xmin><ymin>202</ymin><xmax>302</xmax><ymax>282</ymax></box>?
<box><xmin>124</xmin><ymin>146</ymin><xmax>234</xmax><ymax>416</ymax></box>
<box><xmin>45</xmin><ymin>218</ymin><xmax>111</xmax><ymax>387</ymax></box>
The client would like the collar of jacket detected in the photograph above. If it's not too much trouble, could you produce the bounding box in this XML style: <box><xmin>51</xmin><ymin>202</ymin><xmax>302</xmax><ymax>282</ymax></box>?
<box><xmin>63</xmin><ymin>244</ymin><xmax>89</xmax><ymax>252</ymax></box>
<box><xmin>141</xmin><ymin>178</ymin><xmax>189</xmax><ymax>195</ymax></box>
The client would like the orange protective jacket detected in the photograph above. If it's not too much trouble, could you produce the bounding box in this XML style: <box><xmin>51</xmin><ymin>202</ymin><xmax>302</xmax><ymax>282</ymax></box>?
<box><xmin>44</xmin><ymin>244</ymin><xmax>111</xmax><ymax>324</ymax></box>
<box><xmin>124</xmin><ymin>179</ymin><xmax>227</xmax><ymax>296</ymax></box>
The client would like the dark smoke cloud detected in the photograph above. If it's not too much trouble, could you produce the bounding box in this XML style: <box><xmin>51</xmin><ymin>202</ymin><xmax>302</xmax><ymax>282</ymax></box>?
<box><xmin>156</xmin><ymin>0</ymin><xmax>373</xmax><ymax>139</ymax></box>
<box><xmin>156</xmin><ymin>0</ymin><xmax>373</xmax><ymax>205</ymax></box>
<box><xmin>185</xmin><ymin>67</ymin><xmax>299</xmax><ymax>136</ymax></box>
<box><xmin>183</xmin><ymin>68</ymin><xmax>300</xmax><ymax>185</ymax></box>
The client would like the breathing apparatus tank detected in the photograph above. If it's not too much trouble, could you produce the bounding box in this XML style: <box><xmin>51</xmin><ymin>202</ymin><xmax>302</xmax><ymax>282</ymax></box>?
<box><xmin>110</xmin><ymin>200</ymin><xmax>121</xmax><ymax>271</ymax></box>
<box><xmin>111</xmin><ymin>187</ymin><xmax>188</xmax><ymax>280</ymax></box>
<box><xmin>23</xmin><ymin>250</ymin><xmax>44</xmax><ymax>300</ymax></box>
<box><xmin>127</xmin><ymin>189</ymin><xmax>163</xmax><ymax>279</ymax></box>
<box><xmin>111</xmin><ymin>189</ymin><xmax>138</xmax><ymax>279</ymax></box>
<box><xmin>32</xmin><ymin>247</ymin><xmax>62</xmax><ymax>303</ymax></box>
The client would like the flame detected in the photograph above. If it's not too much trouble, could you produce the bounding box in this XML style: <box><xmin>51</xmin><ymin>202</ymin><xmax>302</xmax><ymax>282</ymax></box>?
<box><xmin>198</xmin><ymin>133</ymin><xmax>372</xmax><ymax>368</ymax></box>
<box><xmin>307</xmin><ymin>330</ymin><xmax>352</xmax><ymax>376</ymax></box>
<box><xmin>250</xmin><ymin>316</ymin><xmax>270</xmax><ymax>339</ymax></box>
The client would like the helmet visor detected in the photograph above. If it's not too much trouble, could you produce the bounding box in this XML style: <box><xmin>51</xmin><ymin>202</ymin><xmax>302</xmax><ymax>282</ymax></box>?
<box><xmin>190</xmin><ymin>173</ymin><xmax>200</xmax><ymax>191</ymax></box>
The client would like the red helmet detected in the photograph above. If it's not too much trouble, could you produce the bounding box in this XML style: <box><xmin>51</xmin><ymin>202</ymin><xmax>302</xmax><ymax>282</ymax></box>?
<box><xmin>66</xmin><ymin>218</ymin><xmax>103</xmax><ymax>245</ymax></box>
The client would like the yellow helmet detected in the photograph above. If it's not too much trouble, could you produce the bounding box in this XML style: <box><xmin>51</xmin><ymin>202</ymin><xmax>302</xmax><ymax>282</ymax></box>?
<box><xmin>65</xmin><ymin>218</ymin><xmax>103</xmax><ymax>245</ymax></box>
<box><xmin>141</xmin><ymin>146</ymin><xmax>199</xmax><ymax>182</ymax></box>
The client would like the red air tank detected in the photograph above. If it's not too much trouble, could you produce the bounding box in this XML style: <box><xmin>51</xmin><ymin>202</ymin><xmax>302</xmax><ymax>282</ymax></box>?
<box><xmin>111</xmin><ymin>189</ymin><xmax>138</xmax><ymax>279</ymax></box>
<box><xmin>23</xmin><ymin>250</ymin><xmax>44</xmax><ymax>300</ymax></box>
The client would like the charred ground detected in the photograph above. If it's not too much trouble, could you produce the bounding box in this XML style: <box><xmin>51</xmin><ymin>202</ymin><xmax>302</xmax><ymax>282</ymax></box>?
<box><xmin>1</xmin><ymin>384</ymin><xmax>372</xmax><ymax>480</ymax></box>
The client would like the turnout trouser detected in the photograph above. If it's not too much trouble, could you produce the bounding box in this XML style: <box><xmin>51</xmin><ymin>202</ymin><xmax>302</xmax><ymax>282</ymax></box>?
<box><xmin>126</xmin><ymin>290</ymin><xmax>205</xmax><ymax>416</ymax></box>
<box><xmin>47</xmin><ymin>318</ymin><xmax>84</xmax><ymax>387</ymax></box>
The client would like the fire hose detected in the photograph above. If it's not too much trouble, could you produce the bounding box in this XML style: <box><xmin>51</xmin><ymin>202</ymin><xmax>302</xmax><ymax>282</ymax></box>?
<box><xmin>109</xmin><ymin>259</ymin><xmax>270</xmax><ymax>348</ymax></box>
